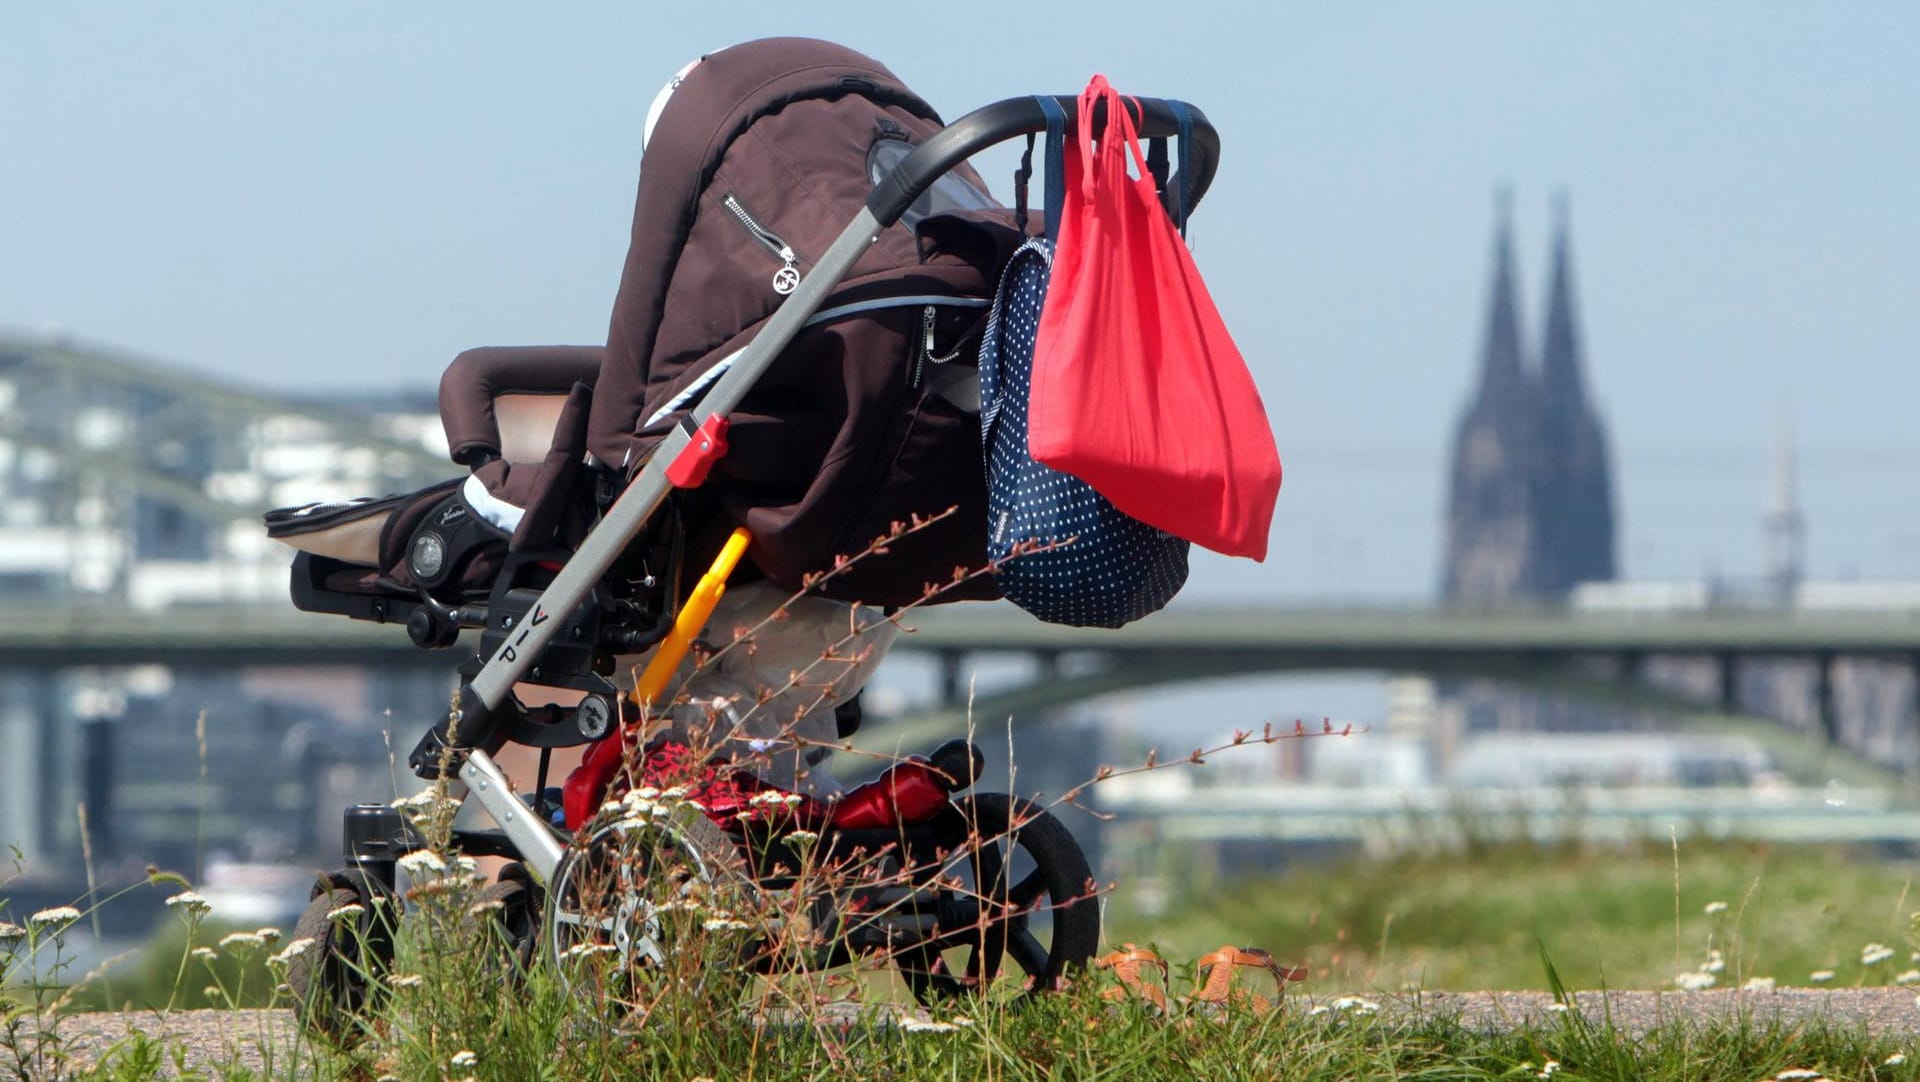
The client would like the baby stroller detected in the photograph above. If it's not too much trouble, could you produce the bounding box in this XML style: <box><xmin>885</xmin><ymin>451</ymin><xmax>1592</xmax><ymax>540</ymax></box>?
<box><xmin>265</xmin><ymin>38</ymin><xmax>1219</xmax><ymax>1026</ymax></box>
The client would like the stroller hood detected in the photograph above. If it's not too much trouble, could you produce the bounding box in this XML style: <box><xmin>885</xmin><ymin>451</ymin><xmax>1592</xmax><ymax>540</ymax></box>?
<box><xmin>590</xmin><ymin>38</ymin><xmax>1018</xmax><ymax>604</ymax></box>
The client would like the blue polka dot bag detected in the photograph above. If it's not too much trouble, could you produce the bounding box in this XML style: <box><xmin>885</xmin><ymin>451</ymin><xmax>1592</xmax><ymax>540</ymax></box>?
<box><xmin>978</xmin><ymin>231</ymin><xmax>1190</xmax><ymax>628</ymax></box>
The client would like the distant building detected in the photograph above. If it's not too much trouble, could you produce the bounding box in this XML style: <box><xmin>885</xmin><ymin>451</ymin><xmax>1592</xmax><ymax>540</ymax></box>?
<box><xmin>1443</xmin><ymin>192</ymin><xmax>1616</xmax><ymax>603</ymax></box>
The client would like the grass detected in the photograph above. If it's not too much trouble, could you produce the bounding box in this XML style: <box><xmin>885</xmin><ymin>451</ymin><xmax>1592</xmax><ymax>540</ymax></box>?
<box><xmin>10</xmin><ymin>830</ymin><xmax>1920</xmax><ymax>1080</ymax></box>
<box><xmin>1108</xmin><ymin>832</ymin><xmax>1920</xmax><ymax>993</ymax></box>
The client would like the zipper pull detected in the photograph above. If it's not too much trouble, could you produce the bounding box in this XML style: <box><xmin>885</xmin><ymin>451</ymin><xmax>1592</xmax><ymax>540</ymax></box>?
<box><xmin>909</xmin><ymin>305</ymin><xmax>934</xmax><ymax>388</ymax></box>
<box><xmin>772</xmin><ymin>248</ymin><xmax>800</xmax><ymax>295</ymax></box>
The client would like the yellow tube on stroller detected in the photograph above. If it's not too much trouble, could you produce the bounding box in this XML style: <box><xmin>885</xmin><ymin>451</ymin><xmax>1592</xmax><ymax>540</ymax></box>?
<box><xmin>630</xmin><ymin>527</ymin><xmax>752</xmax><ymax>712</ymax></box>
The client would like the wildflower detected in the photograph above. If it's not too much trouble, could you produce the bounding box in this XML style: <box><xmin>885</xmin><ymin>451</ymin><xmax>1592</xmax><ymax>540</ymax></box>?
<box><xmin>0</xmin><ymin>922</ymin><xmax>25</xmax><ymax>945</ymax></box>
<box><xmin>389</xmin><ymin>974</ymin><xmax>423</xmax><ymax>988</ymax></box>
<box><xmin>1862</xmin><ymin>942</ymin><xmax>1895</xmax><ymax>966</ymax></box>
<box><xmin>1897</xmin><ymin>970</ymin><xmax>1920</xmax><ymax>986</ymax></box>
<box><xmin>1886</xmin><ymin>1053</ymin><xmax>1907</xmax><ymax>1066</ymax></box>
<box><xmin>1703</xmin><ymin>900</ymin><xmax>1729</xmax><ymax>915</ymax></box>
<box><xmin>703</xmin><ymin>918</ymin><xmax>753</xmax><ymax>932</ymax></box>
<box><xmin>396</xmin><ymin>850</ymin><xmax>448</xmax><ymax>876</ymax></box>
<box><xmin>1742</xmin><ymin>976</ymin><xmax>1777</xmax><ymax>991</ymax></box>
<box><xmin>202</xmin><ymin>985</ymin><xmax>220</xmax><ymax>998</ymax></box>
<box><xmin>269</xmin><ymin>937</ymin><xmax>315</xmax><ymax>966</ymax></box>
<box><xmin>1673</xmin><ymin>971</ymin><xmax>1716</xmax><ymax>991</ymax></box>
<box><xmin>326</xmin><ymin>903</ymin><xmax>365</xmax><ymax>923</ymax></box>
<box><xmin>1702</xmin><ymin>949</ymin><xmax>1726</xmax><ymax>974</ymax></box>
<box><xmin>561</xmin><ymin>942</ymin><xmax>617</xmax><ymax>959</ymax></box>
<box><xmin>784</xmin><ymin>830</ymin><xmax>820</xmax><ymax>847</ymax></box>
<box><xmin>1327</xmin><ymin>995</ymin><xmax>1379</xmax><ymax>1015</ymax></box>
<box><xmin>165</xmin><ymin>892</ymin><xmax>212</xmax><ymax>918</ymax></box>
<box><xmin>1538</xmin><ymin>1061</ymin><xmax>1560</xmax><ymax>1079</ymax></box>
<box><xmin>900</xmin><ymin>1018</ymin><xmax>960</xmax><ymax>1033</ymax></box>
<box><xmin>468</xmin><ymin>898</ymin><xmax>505</xmax><ymax>916</ymax></box>
<box><xmin>29</xmin><ymin>906</ymin><xmax>81</xmax><ymax>927</ymax></box>
<box><xmin>1545</xmin><ymin>1002</ymin><xmax>1570</xmax><ymax>1014</ymax></box>
<box><xmin>1775</xmin><ymin>1071</ymin><xmax>1823</xmax><ymax>1081</ymax></box>
<box><xmin>449</xmin><ymin>1050</ymin><xmax>477</xmax><ymax>1068</ymax></box>
<box><xmin>749</xmin><ymin>790</ymin><xmax>804</xmax><ymax>809</ymax></box>
<box><xmin>1809</xmin><ymin>970</ymin><xmax>1835</xmax><ymax>984</ymax></box>
<box><xmin>256</xmin><ymin>927</ymin><xmax>281</xmax><ymax>945</ymax></box>
<box><xmin>219</xmin><ymin>932</ymin><xmax>265</xmax><ymax>952</ymax></box>
<box><xmin>191</xmin><ymin>947</ymin><xmax>217</xmax><ymax>962</ymax></box>
<box><xmin>389</xmin><ymin>790</ymin><xmax>446</xmax><ymax>811</ymax></box>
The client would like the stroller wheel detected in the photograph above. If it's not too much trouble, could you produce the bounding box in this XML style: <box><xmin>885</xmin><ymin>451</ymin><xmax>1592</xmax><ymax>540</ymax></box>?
<box><xmin>544</xmin><ymin>802</ymin><xmax>753</xmax><ymax>1013</ymax></box>
<box><xmin>475</xmin><ymin>869</ymin><xmax>540</xmax><ymax>977</ymax></box>
<box><xmin>286</xmin><ymin>876</ymin><xmax>395</xmax><ymax>1038</ymax></box>
<box><xmin>900</xmin><ymin>793</ymin><xmax>1100</xmax><ymax>1003</ymax></box>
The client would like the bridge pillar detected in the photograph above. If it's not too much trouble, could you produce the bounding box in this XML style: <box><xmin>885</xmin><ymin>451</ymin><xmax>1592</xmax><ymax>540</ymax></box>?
<box><xmin>1815</xmin><ymin>652</ymin><xmax>1839</xmax><ymax>744</ymax></box>
<box><xmin>936</xmin><ymin>650</ymin><xmax>966</xmax><ymax>708</ymax></box>
<box><xmin>1716</xmin><ymin>653</ymin><xmax>1739</xmax><ymax>714</ymax></box>
<box><xmin>1618</xmin><ymin>650</ymin><xmax>1645</xmax><ymax>682</ymax></box>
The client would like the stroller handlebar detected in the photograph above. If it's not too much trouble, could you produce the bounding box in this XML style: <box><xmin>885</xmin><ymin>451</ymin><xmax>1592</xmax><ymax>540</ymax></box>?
<box><xmin>866</xmin><ymin>94</ymin><xmax>1221</xmax><ymax>229</ymax></box>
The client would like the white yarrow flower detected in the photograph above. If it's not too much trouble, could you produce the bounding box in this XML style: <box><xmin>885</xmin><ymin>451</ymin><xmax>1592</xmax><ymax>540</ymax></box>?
<box><xmin>165</xmin><ymin>892</ymin><xmax>212</xmax><ymax>917</ymax></box>
<box><xmin>1702</xmin><ymin>949</ymin><xmax>1726</xmax><ymax>974</ymax></box>
<box><xmin>900</xmin><ymin>1018</ymin><xmax>959</xmax><ymax>1033</ymax></box>
<box><xmin>219</xmin><ymin>932</ymin><xmax>265</xmax><ymax>951</ymax></box>
<box><xmin>1538</xmin><ymin>1061</ymin><xmax>1560</xmax><ymax>1079</ymax></box>
<box><xmin>1809</xmin><ymin>969</ymin><xmax>1835</xmax><ymax>984</ymax></box>
<box><xmin>1702</xmin><ymin>900</ymin><xmax>1729</xmax><ymax>915</ymax></box>
<box><xmin>1673</xmin><ymin>971</ymin><xmax>1716</xmax><ymax>991</ymax></box>
<box><xmin>1885</xmin><ymin>1053</ymin><xmax>1907</xmax><ymax>1066</ymax></box>
<box><xmin>702</xmin><ymin>917</ymin><xmax>752</xmax><ymax>932</ymax></box>
<box><xmin>397</xmin><ymin>850</ymin><xmax>448</xmax><ymax>876</ymax></box>
<box><xmin>0</xmin><ymin>922</ymin><xmax>25</xmax><ymax>944</ymax></box>
<box><xmin>1545</xmin><ymin>1002</ymin><xmax>1570</xmax><ymax>1014</ymax></box>
<box><xmin>784</xmin><ymin>830</ymin><xmax>820</xmax><ymax>846</ymax></box>
<box><xmin>1862</xmin><ymin>942</ymin><xmax>1895</xmax><ymax>966</ymax></box>
<box><xmin>256</xmin><ymin>927</ymin><xmax>281</xmax><ymax>944</ymax></box>
<box><xmin>326</xmin><ymin>903</ymin><xmax>365</xmax><ymax>922</ymax></box>
<box><xmin>191</xmin><ymin>947</ymin><xmax>218</xmax><ymax>961</ymax></box>
<box><xmin>1896</xmin><ymin>969</ymin><xmax>1920</xmax><ymax>986</ymax></box>
<box><xmin>449</xmin><ymin>1050</ymin><xmax>477</xmax><ymax>1068</ymax></box>
<box><xmin>1742</xmin><ymin>976</ymin><xmax>1777</xmax><ymax>991</ymax></box>
<box><xmin>1328</xmin><ymin>996</ymin><xmax>1379</xmax><ymax>1014</ymax></box>
<box><xmin>29</xmin><ymin>906</ymin><xmax>81</xmax><ymax>926</ymax></box>
<box><xmin>1775</xmin><ymin>1071</ymin><xmax>1823</xmax><ymax>1081</ymax></box>
<box><xmin>270</xmin><ymin>937</ymin><xmax>315</xmax><ymax>965</ymax></box>
<box><xmin>389</xmin><ymin>973</ymin><xmax>424</xmax><ymax>988</ymax></box>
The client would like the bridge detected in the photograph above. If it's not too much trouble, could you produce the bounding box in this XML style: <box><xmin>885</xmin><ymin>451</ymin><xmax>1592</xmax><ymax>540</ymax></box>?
<box><xmin>9</xmin><ymin>599</ymin><xmax>1920</xmax><ymax>738</ymax></box>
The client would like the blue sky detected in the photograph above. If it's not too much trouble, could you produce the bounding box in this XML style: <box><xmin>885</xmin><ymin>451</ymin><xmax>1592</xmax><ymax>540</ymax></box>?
<box><xmin>4</xmin><ymin>3</ymin><xmax>1916</xmax><ymax>612</ymax></box>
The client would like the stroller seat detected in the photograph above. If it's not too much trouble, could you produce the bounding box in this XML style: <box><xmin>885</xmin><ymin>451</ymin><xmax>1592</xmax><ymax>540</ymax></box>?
<box><xmin>268</xmin><ymin>345</ymin><xmax>604</xmax><ymax>612</ymax></box>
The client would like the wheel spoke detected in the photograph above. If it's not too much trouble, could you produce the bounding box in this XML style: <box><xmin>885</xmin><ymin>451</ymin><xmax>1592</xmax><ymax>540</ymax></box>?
<box><xmin>1008</xmin><ymin>926</ymin><xmax>1049</xmax><ymax>976</ymax></box>
<box><xmin>1007</xmin><ymin>868</ymin><xmax>1048</xmax><ymax>911</ymax></box>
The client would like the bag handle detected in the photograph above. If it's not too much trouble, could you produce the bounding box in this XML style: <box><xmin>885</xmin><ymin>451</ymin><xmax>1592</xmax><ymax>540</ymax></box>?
<box><xmin>1013</xmin><ymin>95</ymin><xmax>1068</xmax><ymax>241</ymax></box>
<box><xmin>1075</xmin><ymin>76</ymin><xmax>1152</xmax><ymax>202</ymax></box>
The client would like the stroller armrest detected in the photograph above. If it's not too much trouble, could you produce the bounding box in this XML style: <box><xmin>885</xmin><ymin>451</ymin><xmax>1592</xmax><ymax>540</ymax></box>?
<box><xmin>440</xmin><ymin>346</ymin><xmax>604</xmax><ymax>466</ymax></box>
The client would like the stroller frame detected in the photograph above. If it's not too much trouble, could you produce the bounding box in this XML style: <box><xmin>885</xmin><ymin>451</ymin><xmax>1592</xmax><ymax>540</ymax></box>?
<box><xmin>410</xmin><ymin>92</ymin><xmax>1220</xmax><ymax>890</ymax></box>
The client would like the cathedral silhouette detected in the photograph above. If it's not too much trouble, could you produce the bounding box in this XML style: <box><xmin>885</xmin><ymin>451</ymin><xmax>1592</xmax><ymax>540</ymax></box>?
<box><xmin>1444</xmin><ymin>191</ymin><xmax>1617</xmax><ymax>604</ymax></box>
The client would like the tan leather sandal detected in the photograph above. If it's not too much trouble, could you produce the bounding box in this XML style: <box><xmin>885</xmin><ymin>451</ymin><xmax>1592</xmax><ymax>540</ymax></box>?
<box><xmin>1094</xmin><ymin>944</ymin><xmax>1171</xmax><ymax>1011</ymax></box>
<box><xmin>1190</xmin><ymin>945</ymin><xmax>1309</xmax><ymax>1013</ymax></box>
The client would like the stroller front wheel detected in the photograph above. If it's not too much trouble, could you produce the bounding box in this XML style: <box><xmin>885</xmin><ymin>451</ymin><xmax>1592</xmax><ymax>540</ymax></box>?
<box><xmin>900</xmin><ymin>793</ymin><xmax>1101</xmax><ymax>1002</ymax></box>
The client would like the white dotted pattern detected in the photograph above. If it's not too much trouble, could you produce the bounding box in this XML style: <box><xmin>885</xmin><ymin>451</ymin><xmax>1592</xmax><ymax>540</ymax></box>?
<box><xmin>977</xmin><ymin>238</ymin><xmax>1189</xmax><ymax>628</ymax></box>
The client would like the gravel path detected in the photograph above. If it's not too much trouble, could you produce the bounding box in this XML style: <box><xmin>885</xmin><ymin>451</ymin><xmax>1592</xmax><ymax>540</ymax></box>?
<box><xmin>41</xmin><ymin>990</ymin><xmax>1920</xmax><ymax>1076</ymax></box>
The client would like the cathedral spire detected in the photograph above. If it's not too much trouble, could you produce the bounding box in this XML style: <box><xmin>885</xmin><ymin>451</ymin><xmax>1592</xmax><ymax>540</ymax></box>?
<box><xmin>1474</xmin><ymin>186</ymin><xmax>1526</xmax><ymax>403</ymax></box>
<box><xmin>1540</xmin><ymin>190</ymin><xmax>1588</xmax><ymax>409</ymax></box>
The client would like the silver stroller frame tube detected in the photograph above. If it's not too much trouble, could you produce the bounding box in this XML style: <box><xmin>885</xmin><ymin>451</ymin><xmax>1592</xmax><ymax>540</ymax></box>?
<box><xmin>445</xmin><ymin>94</ymin><xmax>1221</xmax><ymax>884</ymax></box>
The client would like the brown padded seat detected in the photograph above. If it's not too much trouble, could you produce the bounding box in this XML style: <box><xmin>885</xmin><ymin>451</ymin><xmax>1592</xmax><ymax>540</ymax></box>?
<box><xmin>269</xmin><ymin>346</ymin><xmax>603</xmax><ymax>566</ymax></box>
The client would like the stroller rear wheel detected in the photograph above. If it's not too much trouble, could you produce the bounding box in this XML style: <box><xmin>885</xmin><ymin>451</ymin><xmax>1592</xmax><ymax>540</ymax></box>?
<box><xmin>544</xmin><ymin>802</ymin><xmax>754</xmax><ymax>1012</ymax></box>
<box><xmin>286</xmin><ymin>875</ymin><xmax>395</xmax><ymax>1038</ymax></box>
<box><xmin>900</xmin><ymin>793</ymin><xmax>1100</xmax><ymax>1002</ymax></box>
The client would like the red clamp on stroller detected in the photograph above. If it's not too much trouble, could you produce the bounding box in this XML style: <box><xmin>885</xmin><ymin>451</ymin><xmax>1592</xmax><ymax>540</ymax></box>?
<box><xmin>265</xmin><ymin>38</ymin><xmax>1220</xmax><ymax>1028</ymax></box>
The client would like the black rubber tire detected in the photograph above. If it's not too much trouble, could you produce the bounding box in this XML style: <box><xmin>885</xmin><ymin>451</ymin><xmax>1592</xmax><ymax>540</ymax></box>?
<box><xmin>285</xmin><ymin>880</ymin><xmax>393</xmax><ymax>1038</ymax></box>
<box><xmin>477</xmin><ymin>875</ymin><xmax>539</xmax><ymax>977</ymax></box>
<box><xmin>901</xmin><ymin>793</ymin><xmax>1101</xmax><ymax>1002</ymax></box>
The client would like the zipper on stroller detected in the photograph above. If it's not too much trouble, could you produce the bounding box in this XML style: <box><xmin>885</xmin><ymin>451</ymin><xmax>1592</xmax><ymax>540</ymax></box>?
<box><xmin>721</xmin><ymin>192</ymin><xmax>802</xmax><ymax>296</ymax></box>
<box><xmin>910</xmin><ymin>304</ymin><xmax>972</xmax><ymax>389</ymax></box>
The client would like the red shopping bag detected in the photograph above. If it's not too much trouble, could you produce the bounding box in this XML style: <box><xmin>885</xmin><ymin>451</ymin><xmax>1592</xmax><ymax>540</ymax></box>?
<box><xmin>1029</xmin><ymin>76</ymin><xmax>1281</xmax><ymax>561</ymax></box>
